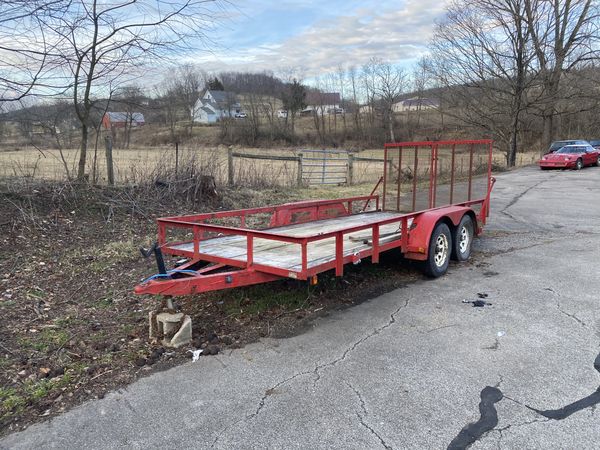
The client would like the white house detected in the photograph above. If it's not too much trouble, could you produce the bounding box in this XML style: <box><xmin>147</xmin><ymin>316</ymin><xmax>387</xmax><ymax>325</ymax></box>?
<box><xmin>193</xmin><ymin>90</ymin><xmax>241</xmax><ymax>124</ymax></box>
<box><xmin>392</xmin><ymin>97</ymin><xmax>439</xmax><ymax>113</ymax></box>
<box><xmin>302</xmin><ymin>92</ymin><xmax>341</xmax><ymax>115</ymax></box>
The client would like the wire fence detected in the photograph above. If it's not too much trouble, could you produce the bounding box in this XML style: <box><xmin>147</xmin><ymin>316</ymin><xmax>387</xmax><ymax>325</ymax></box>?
<box><xmin>0</xmin><ymin>144</ymin><xmax>540</xmax><ymax>187</ymax></box>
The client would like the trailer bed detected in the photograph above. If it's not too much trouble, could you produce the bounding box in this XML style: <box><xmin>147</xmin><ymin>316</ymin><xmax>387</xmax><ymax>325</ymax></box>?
<box><xmin>169</xmin><ymin>211</ymin><xmax>408</xmax><ymax>271</ymax></box>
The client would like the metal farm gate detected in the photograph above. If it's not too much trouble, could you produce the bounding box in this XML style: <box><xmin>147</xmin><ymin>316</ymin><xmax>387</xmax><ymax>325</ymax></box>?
<box><xmin>301</xmin><ymin>150</ymin><xmax>348</xmax><ymax>185</ymax></box>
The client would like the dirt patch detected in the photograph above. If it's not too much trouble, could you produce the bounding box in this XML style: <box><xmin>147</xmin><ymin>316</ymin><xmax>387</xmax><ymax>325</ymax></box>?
<box><xmin>0</xmin><ymin>178</ymin><xmax>422</xmax><ymax>436</ymax></box>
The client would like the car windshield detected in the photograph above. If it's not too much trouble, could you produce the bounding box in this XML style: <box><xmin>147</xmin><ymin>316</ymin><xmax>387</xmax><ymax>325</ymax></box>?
<box><xmin>548</xmin><ymin>141</ymin><xmax>576</xmax><ymax>152</ymax></box>
<box><xmin>556</xmin><ymin>146</ymin><xmax>586</xmax><ymax>154</ymax></box>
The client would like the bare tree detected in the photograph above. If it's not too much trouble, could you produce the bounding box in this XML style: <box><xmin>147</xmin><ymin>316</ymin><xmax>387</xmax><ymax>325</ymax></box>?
<box><xmin>371</xmin><ymin>58</ymin><xmax>407</xmax><ymax>142</ymax></box>
<box><xmin>37</xmin><ymin>0</ymin><xmax>225</xmax><ymax>180</ymax></box>
<box><xmin>524</xmin><ymin>0</ymin><xmax>599</xmax><ymax>152</ymax></box>
<box><xmin>170</xmin><ymin>64</ymin><xmax>206</xmax><ymax>136</ymax></box>
<box><xmin>411</xmin><ymin>56</ymin><xmax>434</xmax><ymax>134</ymax></box>
<box><xmin>347</xmin><ymin>65</ymin><xmax>362</xmax><ymax>139</ymax></box>
<box><xmin>430</xmin><ymin>0</ymin><xmax>537</xmax><ymax>166</ymax></box>
<box><xmin>155</xmin><ymin>81</ymin><xmax>183</xmax><ymax>142</ymax></box>
<box><xmin>115</xmin><ymin>85</ymin><xmax>145</xmax><ymax>148</ymax></box>
<box><xmin>336</xmin><ymin>65</ymin><xmax>347</xmax><ymax>136</ymax></box>
<box><xmin>0</xmin><ymin>1</ymin><xmax>65</xmax><ymax>105</ymax></box>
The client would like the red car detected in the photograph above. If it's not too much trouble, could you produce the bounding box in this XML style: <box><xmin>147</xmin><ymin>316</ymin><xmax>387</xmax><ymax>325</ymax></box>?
<box><xmin>539</xmin><ymin>144</ymin><xmax>599</xmax><ymax>170</ymax></box>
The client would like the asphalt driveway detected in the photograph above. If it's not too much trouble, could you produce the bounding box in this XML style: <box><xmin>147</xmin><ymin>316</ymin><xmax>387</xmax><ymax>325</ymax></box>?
<box><xmin>2</xmin><ymin>165</ymin><xmax>599</xmax><ymax>449</ymax></box>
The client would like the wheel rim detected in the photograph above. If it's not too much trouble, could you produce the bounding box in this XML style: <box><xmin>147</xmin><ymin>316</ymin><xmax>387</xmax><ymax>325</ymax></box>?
<box><xmin>577</xmin><ymin>160</ymin><xmax>583</xmax><ymax>169</ymax></box>
<box><xmin>458</xmin><ymin>225</ymin><xmax>470</xmax><ymax>254</ymax></box>
<box><xmin>434</xmin><ymin>234</ymin><xmax>449</xmax><ymax>267</ymax></box>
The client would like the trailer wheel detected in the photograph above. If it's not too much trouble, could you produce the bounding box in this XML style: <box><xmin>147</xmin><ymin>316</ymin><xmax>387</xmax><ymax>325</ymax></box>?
<box><xmin>424</xmin><ymin>223</ymin><xmax>452</xmax><ymax>278</ymax></box>
<box><xmin>451</xmin><ymin>215</ymin><xmax>474</xmax><ymax>262</ymax></box>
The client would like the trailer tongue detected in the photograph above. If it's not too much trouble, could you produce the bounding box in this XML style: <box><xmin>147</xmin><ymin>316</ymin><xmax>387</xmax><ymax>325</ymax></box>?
<box><xmin>135</xmin><ymin>140</ymin><xmax>495</xmax><ymax>298</ymax></box>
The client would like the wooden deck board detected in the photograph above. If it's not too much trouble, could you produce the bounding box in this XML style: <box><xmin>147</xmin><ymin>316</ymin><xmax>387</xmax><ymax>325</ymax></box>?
<box><xmin>169</xmin><ymin>211</ymin><xmax>409</xmax><ymax>271</ymax></box>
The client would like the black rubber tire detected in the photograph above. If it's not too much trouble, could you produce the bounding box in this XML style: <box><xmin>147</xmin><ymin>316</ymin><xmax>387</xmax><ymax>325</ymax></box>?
<box><xmin>451</xmin><ymin>215</ymin><xmax>474</xmax><ymax>262</ymax></box>
<box><xmin>593</xmin><ymin>156</ymin><xmax>599</xmax><ymax>167</ymax></box>
<box><xmin>575</xmin><ymin>158</ymin><xmax>583</xmax><ymax>170</ymax></box>
<box><xmin>424</xmin><ymin>222</ymin><xmax>452</xmax><ymax>278</ymax></box>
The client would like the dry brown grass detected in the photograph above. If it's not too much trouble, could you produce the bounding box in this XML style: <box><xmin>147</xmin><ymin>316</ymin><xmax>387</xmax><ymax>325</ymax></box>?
<box><xmin>0</xmin><ymin>144</ymin><xmax>541</xmax><ymax>187</ymax></box>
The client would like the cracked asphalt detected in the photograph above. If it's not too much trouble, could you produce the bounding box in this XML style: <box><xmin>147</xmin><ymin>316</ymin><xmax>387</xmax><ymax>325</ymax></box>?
<box><xmin>2</xmin><ymin>166</ymin><xmax>600</xmax><ymax>449</ymax></box>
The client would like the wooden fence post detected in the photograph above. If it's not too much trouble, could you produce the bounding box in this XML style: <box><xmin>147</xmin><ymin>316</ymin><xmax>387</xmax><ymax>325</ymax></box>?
<box><xmin>348</xmin><ymin>153</ymin><xmax>354</xmax><ymax>185</ymax></box>
<box><xmin>105</xmin><ymin>135</ymin><xmax>114</xmax><ymax>185</ymax></box>
<box><xmin>297</xmin><ymin>153</ymin><xmax>303</xmax><ymax>187</ymax></box>
<box><xmin>228</xmin><ymin>146</ymin><xmax>234</xmax><ymax>186</ymax></box>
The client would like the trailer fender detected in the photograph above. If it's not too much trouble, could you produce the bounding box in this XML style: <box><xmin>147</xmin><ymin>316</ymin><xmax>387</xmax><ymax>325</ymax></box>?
<box><xmin>404</xmin><ymin>206</ymin><xmax>476</xmax><ymax>261</ymax></box>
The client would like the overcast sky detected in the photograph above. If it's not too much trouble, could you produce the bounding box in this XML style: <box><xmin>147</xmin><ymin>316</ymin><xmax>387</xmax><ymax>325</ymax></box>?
<box><xmin>189</xmin><ymin>0</ymin><xmax>449</xmax><ymax>78</ymax></box>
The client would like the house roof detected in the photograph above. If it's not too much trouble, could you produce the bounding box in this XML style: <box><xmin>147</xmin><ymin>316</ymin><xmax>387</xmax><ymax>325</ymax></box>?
<box><xmin>306</xmin><ymin>92</ymin><xmax>341</xmax><ymax>106</ymax></box>
<box><xmin>105</xmin><ymin>112</ymin><xmax>145</xmax><ymax>123</ymax></box>
<box><xmin>206</xmin><ymin>90</ymin><xmax>237</xmax><ymax>104</ymax></box>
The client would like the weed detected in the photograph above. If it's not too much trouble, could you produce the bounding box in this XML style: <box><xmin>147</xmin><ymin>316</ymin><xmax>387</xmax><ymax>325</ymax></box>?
<box><xmin>20</xmin><ymin>329</ymin><xmax>70</xmax><ymax>353</ymax></box>
<box><xmin>1</xmin><ymin>388</ymin><xmax>26</xmax><ymax>418</ymax></box>
<box><xmin>0</xmin><ymin>300</ymin><xmax>16</xmax><ymax>308</ymax></box>
<box><xmin>25</xmin><ymin>287</ymin><xmax>46</xmax><ymax>300</ymax></box>
<box><xmin>222</xmin><ymin>283</ymin><xmax>310</xmax><ymax>317</ymax></box>
<box><xmin>53</xmin><ymin>317</ymin><xmax>84</xmax><ymax>328</ymax></box>
<box><xmin>95</xmin><ymin>297</ymin><xmax>114</xmax><ymax>309</ymax></box>
<box><xmin>23</xmin><ymin>379</ymin><xmax>53</xmax><ymax>401</ymax></box>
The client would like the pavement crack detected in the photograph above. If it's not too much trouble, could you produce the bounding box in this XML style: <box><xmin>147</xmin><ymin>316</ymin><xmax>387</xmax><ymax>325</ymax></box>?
<box><xmin>347</xmin><ymin>382</ymin><xmax>392</xmax><ymax>450</ymax></box>
<box><xmin>500</xmin><ymin>179</ymin><xmax>550</xmax><ymax>216</ymax></box>
<box><xmin>544</xmin><ymin>286</ymin><xmax>587</xmax><ymax>327</ymax></box>
<box><xmin>481</xmin><ymin>239</ymin><xmax>560</xmax><ymax>257</ymax></box>
<box><xmin>212</xmin><ymin>369</ymin><xmax>314</xmax><ymax>447</ymax></box>
<box><xmin>211</xmin><ymin>417</ymin><xmax>246</xmax><ymax>449</ymax></box>
<box><xmin>495</xmin><ymin>417</ymin><xmax>550</xmax><ymax>433</ymax></box>
<box><xmin>216</xmin><ymin>299</ymin><xmax>411</xmax><ymax>445</ymax></box>
<box><xmin>250</xmin><ymin>369</ymin><xmax>314</xmax><ymax>419</ymax></box>
<box><xmin>312</xmin><ymin>299</ymin><xmax>410</xmax><ymax>387</ymax></box>
<box><xmin>421</xmin><ymin>324</ymin><xmax>458</xmax><ymax>334</ymax></box>
<box><xmin>555</xmin><ymin>302</ymin><xmax>587</xmax><ymax>327</ymax></box>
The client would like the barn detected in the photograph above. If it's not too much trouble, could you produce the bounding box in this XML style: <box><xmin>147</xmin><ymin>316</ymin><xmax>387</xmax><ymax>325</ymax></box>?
<box><xmin>102</xmin><ymin>112</ymin><xmax>145</xmax><ymax>129</ymax></box>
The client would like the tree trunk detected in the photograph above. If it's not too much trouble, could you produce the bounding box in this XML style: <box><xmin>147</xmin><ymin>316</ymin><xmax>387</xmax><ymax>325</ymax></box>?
<box><xmin>388</xmin><ymin>110</ymin><xmax>395</xmax><ymax>142</ymax></box>
<box><xmin>77</xmin><ymin>124</ymin><xmax>88</xmax><ymax>180</ymax></box>
<box><xmin>541</xmin><ymin>113</ymin><xmax>554</xmax><ymax>156</ymax></box>
<box><xmin>508</xmin><ymin>128</ymin><xmax>517</xmax><ymax>167</ymax></box>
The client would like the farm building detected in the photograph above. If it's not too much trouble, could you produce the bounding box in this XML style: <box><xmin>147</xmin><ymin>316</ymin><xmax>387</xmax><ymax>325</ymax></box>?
<box><xmin>392</xmin><ymin>97</ymin><xmax>439</xmax><ymax>112</ymax></box>
<box><xmin>102</xmin><ymin>112</ymin><xmax>145</xmax><ymax>129</ymax></box>
<box><xmin>193</xmin><ymin>89</ymin><xmax>241</xmax><ymax>124</ymax></box>
<box><xmin>302</xmin><ymin>92</ymin><xmax>341</xmax><ymax>115</ymax></box>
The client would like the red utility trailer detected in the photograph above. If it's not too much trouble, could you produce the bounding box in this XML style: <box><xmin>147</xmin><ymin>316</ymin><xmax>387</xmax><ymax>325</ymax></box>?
<box><xmin>135</xmin><ymin>140</ymin><xmax>496</xmax><ymax>297</ymax></box>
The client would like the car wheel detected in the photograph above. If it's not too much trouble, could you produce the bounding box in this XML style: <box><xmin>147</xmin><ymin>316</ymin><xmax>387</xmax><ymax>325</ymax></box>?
<box><xmin>424</xmin><ymin>222</ymin><xmax>452</xmax><ymax>278</ymax></box>
<box><xmin>593</xmin><ymin>156</ymin><xmax>599</xmax><ymax>167</ymax></box>
<box><xmin>451</xmin><ymin>215</ymin><xmax>474</xmax><ymax>262</ymax></box>
<box><xmin>575</xmin><ymin>158</ymin><xmax>583</xmax><ymax>170</ymax></box>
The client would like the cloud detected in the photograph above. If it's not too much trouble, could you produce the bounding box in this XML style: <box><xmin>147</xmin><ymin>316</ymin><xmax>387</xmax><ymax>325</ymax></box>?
<box><xmin>190</xmin><ymin>0</ymin><xmax>448</xmax><ymax>77</ymax></box>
